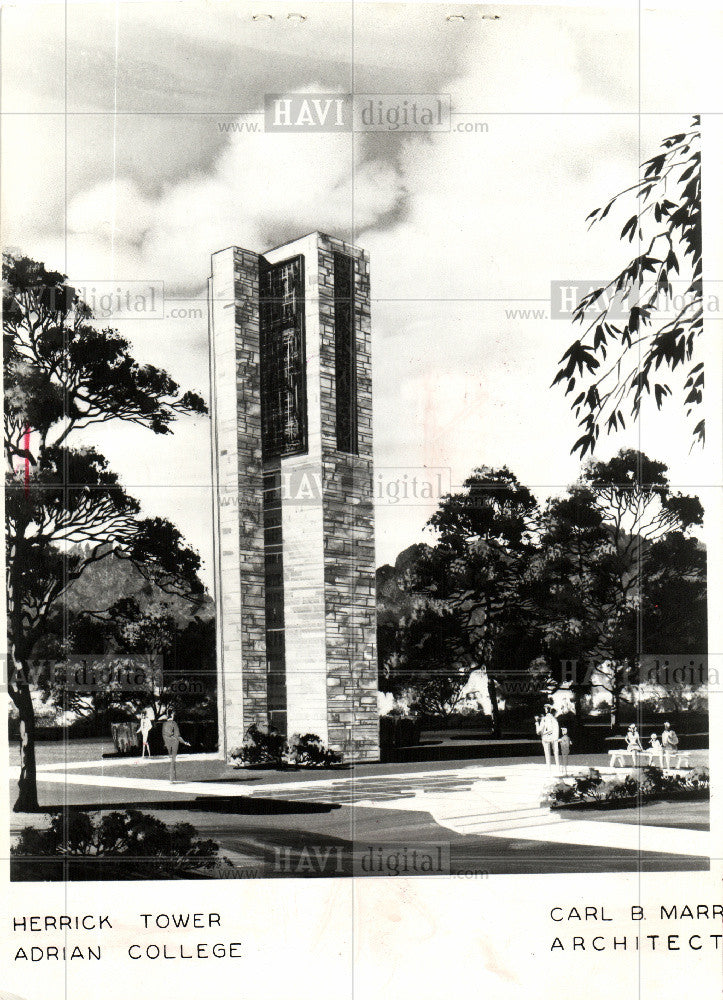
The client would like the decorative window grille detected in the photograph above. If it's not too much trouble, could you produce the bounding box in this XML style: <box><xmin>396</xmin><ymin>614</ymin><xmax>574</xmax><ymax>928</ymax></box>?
<box><xmin>260</xmin><ymin>256</ymin><xmax>307</xmax><ymax>458</ymax></box>
<box><xmin>334</xmin><ymin>252</ymin><xmax>358</xmax><ymax>454</ymax></box>
<box><xmin>263</xmin><ymin>470</ymin><xmax>287</xmax><ymax>732</ymax></box>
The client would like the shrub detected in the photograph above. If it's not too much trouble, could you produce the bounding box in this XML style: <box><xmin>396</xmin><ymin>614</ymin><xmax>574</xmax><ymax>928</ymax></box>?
<box><xmin>230</xmin><ymin>723</ymin><xmax>286</xmax><ymax>766</ymax></box>
<box><xmin>639</xmin><ymin>765</ymin><xmax>665</xmax><ymax>796</ymax></box>
<box><xmin>685</xmin><ymin>766</ymin><xmax>710</xmax><ymax>790</ymax></box>
<box><xmin>286</xmin><ymin>733</ymin><xmax>343</xmax><ymax>767</ymax></box>
<box><xmin>12</xmin><ymin>810</ymin><xmax>223</xmax><ymax>879</ymax></box>
<box><xmin>620</xmin><ymin>774</ymin><xmax>640</xmax><ymax>797</ymax></box>
<box><xmin>574</xmin><ymin>768</ymin><xmax>604</xmax><ymax>799</ymax></box>
<box><xmin>601</xmin><ymin>776</ymin><xmax>636</xmax><ymax>801</ymax></box>
<box><xmin>548</xmin><ymin>781</ymin><xmax>577</xmax><ymax>805</ymax></box>
<box><xmin>546</xmin><ymin>763</ymin><xmax>709</xmax><ymax>808</ymax></box>
<box><xmin>230</xmin><ymin>725</ymin><xmax>343</xmax><ymax>769</ymax></box>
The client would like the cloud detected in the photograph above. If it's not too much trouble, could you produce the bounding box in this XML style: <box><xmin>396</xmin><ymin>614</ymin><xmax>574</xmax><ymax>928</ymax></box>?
<box><xmin>3</xmin><ymin>4</ymin><xmax>714</xmax><ymax>583</ymax></box>
<box><xmin>58</xmin><ymin>105</ymin><xmax>405</xmax><ymax>291</ymax></box>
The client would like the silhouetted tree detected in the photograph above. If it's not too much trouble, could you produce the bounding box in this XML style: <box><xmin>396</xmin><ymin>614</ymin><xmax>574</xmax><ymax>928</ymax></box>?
<box><xmin>4</xmin><ymin>253</ymin><xmax>207</xmax><ymax>810</ymax></box>
<box><xmin>554</xmin><ymin>117</ymin><xmax>702</xmax><ymax>455</ymax></box>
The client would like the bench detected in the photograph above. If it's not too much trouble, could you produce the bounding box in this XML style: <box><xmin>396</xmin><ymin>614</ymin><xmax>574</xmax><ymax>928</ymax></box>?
<box><xmin>608</xmin><ymin>749</ymin><xmax>641</xmax><ymax>767</ymax></box>
<box><xmin>663</xmin><ymin>752</ymin><xmax>690</xmax><ymax>769</ymax></box>
<box><xmin>609</xmin><ymin>749</ymin><xmax>690</xmax><ymax>768</ymax></box>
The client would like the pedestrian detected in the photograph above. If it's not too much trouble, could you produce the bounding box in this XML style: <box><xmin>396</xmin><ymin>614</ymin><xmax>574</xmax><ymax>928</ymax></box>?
<box><xmin>162</xmin><ymin>710</ymin><xmax>190</xmax><ymax>783</ymax></box>
<box><xmin>137</xmin><ymin>710</ymin><xmax>153</xmax><ymax>758</ymax></box>
<box><xmin>558</xmin><ymin>727</ymin><xmax>571</xmax><ymax>775</ymax></box>
<box><xmin>535</xmin><ymin>704</ymin><xmax>560</xmax><ymax>771</ymax></box>
<box><xmin>661</xmin><ymin>720</ymin><xmax>679</xmax><ymax>770</ymax></box>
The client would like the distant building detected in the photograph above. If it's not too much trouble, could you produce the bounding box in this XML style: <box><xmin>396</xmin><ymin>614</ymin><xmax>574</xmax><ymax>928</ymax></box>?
<box><xmin>208</xmin><ymin>233</ymin><xmax>379</xmax><ymax>760</ymax></box>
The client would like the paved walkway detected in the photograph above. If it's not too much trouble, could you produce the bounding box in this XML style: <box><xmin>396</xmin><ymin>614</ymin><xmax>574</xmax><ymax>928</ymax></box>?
<box><xmin>11</xmin><ymin>757</ymin><xmax>709</xmax><ymax>859</ymax></box>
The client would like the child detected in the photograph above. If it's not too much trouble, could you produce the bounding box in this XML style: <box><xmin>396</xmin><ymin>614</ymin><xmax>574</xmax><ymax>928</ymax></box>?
<box><xmin>648</xmin><ymin>733</ymin><xmax>663</xmax><ymax>766</ymax></box>
<box><xmin>558</xmin><ymin>728</ymin><xmax>571</xmax><ymax>775</ymax></box>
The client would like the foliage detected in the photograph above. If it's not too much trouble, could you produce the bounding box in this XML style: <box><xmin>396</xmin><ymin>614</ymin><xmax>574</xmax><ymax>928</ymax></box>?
<box><xmin>379</xmin><ymin>468</ymin><xmax>540</xmax><ymax>728</ymax></box>
<box><xmin>3</xmin><ymin>252</ymin><xmax>208</xmax><ymax>811</ymax></box>
<box><xmin>381</xmin><ymin>602</ymin><xmax>479</xmax><ymax>717</ymax></box>
<box><xmin>554</xmin><ymin>117</ymin><xmax>702</xmax><ymax>455</ymax></box>
<box><xmin>571</xmin><ymin>767</ymin><xmax>605</xmax><ymax>799</ymax></box>
<box><xmin>378</xmin><ymin>451</ymin><xmax>705</xmax><ymax>728</ymax></box>
<box><xmin>286</xmin><ymin>733</ymin><xmax>343</xmax><ymax>767</ymax></box>
<box><xmin>535</xmin><ymin>449</ymin><xmax>705</xmax><ymax>720</ymax></box>
<box><xmin>600</xmin><ymin>775</ymin><xmax>640</xmax><ymax>800</ymax></box>
<box><xmin>546</xmin><ymin>765</ymin><xmax>709</xmax><ymax>807</ymax></box>
<box><xmin>231</xmin><ymin>724</ymin><xmax>287</xmax><ymax>766</ymax></box>
<box><xmin>11</xmin><ymin>809</ymin><xmax>224</xmax><ymax>879</ymax></box>
<box><xmin>685</xmin><ymin>766</ymin><xmax>710</xmax><ymax>790</ymax></box>
<box><xmin>230</xmin><ymin>725</ymin><xmax>343</xmax><ymax>768</ymax></box>
<box><xmin>548</xmin><ymin>780</ymin><xmax>577</xmax><ymax>804</ymax></box>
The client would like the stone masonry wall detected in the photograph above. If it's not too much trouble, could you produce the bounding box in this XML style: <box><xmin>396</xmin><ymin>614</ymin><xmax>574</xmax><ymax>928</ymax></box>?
<box><xmin>231</xmin><ymin>248</ymin><xmax>269</xmax><ymax>737</ymax></box>
<box><xmin>209</xmin><ymin>247</ymin><xmax>268</xmax><ymax>754</ymax></box>
<box><xmin>317</xmin><ymin>235</ymin><xmax>379</xmax><ymax>761</ymax></box>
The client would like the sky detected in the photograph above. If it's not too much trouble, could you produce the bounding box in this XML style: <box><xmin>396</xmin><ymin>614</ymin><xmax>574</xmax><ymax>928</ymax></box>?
<box><xmin>2</xmin><ymin>1</ymin><xmax>720</xmax><ymax>590</ymax></box>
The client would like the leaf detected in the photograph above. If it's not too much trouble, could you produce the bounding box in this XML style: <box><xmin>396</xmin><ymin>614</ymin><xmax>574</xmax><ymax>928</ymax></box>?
<box><xmin>621</xmin><ymin>215</ymin><xmax>638</xmax><ymax>242</ymax></box>
<box><xmin>572</xmin><ymin>433</ymin><xmax>593</xmax><ymax>458</ymax></box>
<box><xmin>644</xmin><ymin>155</ymin><xmax>665</xmax><ymax>178</ymax></box>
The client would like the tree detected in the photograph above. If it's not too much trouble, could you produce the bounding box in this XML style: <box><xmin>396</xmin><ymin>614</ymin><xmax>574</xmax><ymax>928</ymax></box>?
<box><xmin>396</xmin><ymin>468</ymin><xmax>539</xmax><ymax>732</ymax></box>
<box><xmin>535</xmin><ymin>486</ymin><xmax>613</xmax><ymax>725</ymax></box>
<box><xmin>537</xmin><ymin>449</ymin><xmax>703</xmax><ymax>726</ymax></box>
<box><xmin>381</xmin><ymin>602</ymin><xmax>477</xmax><ymax>717</ymax></box>
<box><xmin>4</xmin><ymin>253</ymin><xmax>207</xmax><ymax>811</ymax></box>
<box><xmin>554</xmin><ymin>116</ymin><xmax>703</xmax><ymax>455</ymax></box>
<box><xmin>68</xmin><ymin>595</ymin><xmax>216</xmax><ymax>724</ymax></box>
<box><xmin>581</xmin><ymin>449</ymin><xmax>703</xmax><ymax>596</ymax></box>
<box><xmin>638</xmin><ymin>532</ymin><xmax>706</xmax><ymax>656</ymax></box>
<box><xmin>617</xmin><ymin>531</ymin><xmax>707</xmax><ymax>713</ymax></box>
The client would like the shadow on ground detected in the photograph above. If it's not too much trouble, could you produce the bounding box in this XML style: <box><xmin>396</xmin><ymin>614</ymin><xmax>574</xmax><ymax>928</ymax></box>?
<box><xmin>29</xmin><ymin>795</ymin><xmax>343</xmax><ymax>817</ymax></box>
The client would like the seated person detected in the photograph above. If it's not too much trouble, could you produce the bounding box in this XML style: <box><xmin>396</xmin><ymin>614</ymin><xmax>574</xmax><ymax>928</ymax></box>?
<box><xmin>648</xmin><ymin>733</ymin><xmax>663</xmax><ymax>763</ymax></box>
<box><xmin>625</xmin><ymin>725</ymin><xmax>643</xmax><ymax>753</ymax></box>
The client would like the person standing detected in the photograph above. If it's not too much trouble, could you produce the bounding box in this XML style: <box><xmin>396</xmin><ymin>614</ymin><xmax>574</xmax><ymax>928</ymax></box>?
<box><xmin>162</xmin><ymin>710</ymin><xmax>190</xmax><ymax>783</ymax></box>
<box><xmin>535</xmin><ymin>704</ymin><xmax>560</xmax><ymax>771</ymax></box>
<box><xmin>137</xmin><ymin>710</ymin><xmax>153</xmax><ymax>758</ymax></box>
<box><xmin>661</xmin><ymin>720</ymin><xmax>679</xmax><ymax>769</ymax></box>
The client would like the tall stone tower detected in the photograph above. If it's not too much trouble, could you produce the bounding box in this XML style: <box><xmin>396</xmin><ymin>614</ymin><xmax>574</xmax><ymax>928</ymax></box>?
<box><xmin>208</xmin><ymin>232</ymin><xmax>379</xmax><ymax>761</ymax></box>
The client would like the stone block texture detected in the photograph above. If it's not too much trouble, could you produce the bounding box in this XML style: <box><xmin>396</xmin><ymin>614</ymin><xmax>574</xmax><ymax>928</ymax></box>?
<box><xmin>209</xmin><ymin>233</ymin><xmax>379</xmax><ymax>761</ymax></box>
<box><xmin>209</xmin><ymin>247</ymin><xmax>268</xmax><ymax>755</ymax></box>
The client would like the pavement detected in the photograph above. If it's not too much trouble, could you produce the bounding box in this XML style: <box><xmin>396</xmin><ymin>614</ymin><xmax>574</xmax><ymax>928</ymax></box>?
<box><xmin>8</xmin><ymin>750</ymin><xmax>710</xmax><ymax>876</ymax></box>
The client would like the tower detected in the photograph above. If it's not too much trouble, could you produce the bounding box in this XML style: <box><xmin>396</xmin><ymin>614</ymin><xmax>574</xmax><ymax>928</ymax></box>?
<box><xmin>208</xmin><ymin>232</ymin><xmax>379</xmax><ymax>761</ymax></box>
